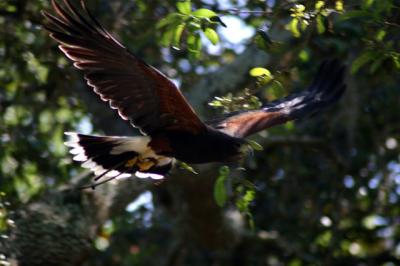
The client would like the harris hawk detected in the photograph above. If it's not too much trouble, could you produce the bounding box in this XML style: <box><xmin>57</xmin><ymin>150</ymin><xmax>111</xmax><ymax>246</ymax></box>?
<box><xmin>42</xmin><ymin>0</ymin><xmax>346</xmax><ymax>186</ymax></box>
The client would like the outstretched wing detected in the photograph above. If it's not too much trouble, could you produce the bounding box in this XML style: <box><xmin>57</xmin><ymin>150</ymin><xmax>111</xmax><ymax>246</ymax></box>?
<box><xmin>208</xmin><ymin>59</ymin><xmax>346</xmax><ymax>138</ymax></box>
<box><xmin>42</xmin><ymin>0</ymin><xmax>205</xmax><ymax>135</ymax></box>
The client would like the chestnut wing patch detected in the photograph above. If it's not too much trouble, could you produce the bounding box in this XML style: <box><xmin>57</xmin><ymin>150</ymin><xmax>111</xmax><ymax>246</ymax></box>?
<box><xmin>211</xmin><ymin>111</ymin><xmax>288</xmax><ymax>138</ymax></box>
<box><xmin>209</xmin><ymin>59</ymin><xmax>346</xmax><ymax>138</ymax></box>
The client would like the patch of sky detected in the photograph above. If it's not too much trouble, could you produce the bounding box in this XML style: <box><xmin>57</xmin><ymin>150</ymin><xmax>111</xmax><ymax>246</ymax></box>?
<box><xmin>358</xmin><ymin>186</ymin><xmax>367</xmax><ymax>196</ymax></box>
<box><xmin>363</xmin><ymin>215</ymin><xmax>388</xmax><ymax>230</ymax></box>
<box><xmin>396</xmin><ymin>186</ymin><xmax>400</xmax><ymax>196</ymax></box>
<box><xmin>343</xmin><ymin>175</ymin><xmax>354</xmax><ymax>188</ymax></box>
<box><xmin>161</xmin><ymin>47</ymin><xmax>173</xmax><ymax>63</ymax></box>
<box><xmin>377</xmin><ymin>226</ymin><xmax>393</xmax><ymax>238</ymax></box>
<box><xmin>201</xmin><ymin>0</ymin><xmax>247</xmax><ymax>9</ymax></box>
<box><xmin>388</xmin><ymin>160</ymin><xmax>400</xmax><ymax>174</ymax></box>
<box><xmin>320</xmin><ymin>216</ymin><xmax>332</xmax><ymax>227</ymax></box>
<box><xmin>207</xmin><ymin>15</ymin><xmax>256</xmax><ymax>55</ymax></box>
<box><xmin>77</xmin><ymin>116</ymin><xmax>93</xmax><ymax>134</ymax></box>
<box><xmin>272</xmin><ymin>169</ymin><xmax>284</xmax><ymax>181</ymax></box>
<box><xmin>178</xmin><ymin>59</ymin><xmax>191</xmax><ymax>73</ymax></box>
<box><xmin>195</xmin><ymin>65</ymin><xmax>206</xmax><ymax>74</ymax></box>
<box><xmin>389</xmin><ymin>192</ymin><xmax>398</xmax><ymax>203</ymax></box>
<box><xmin>368</xmin><ymin>173</ymin><xmax>381</xmax><ymax>189</ymax></box>
<box><xmin>396</xmin><ymin>243</ymin><xmax>400</xmax><ymax>257</ymax></box>
<box><xmin>387</xmin><ymin>160</ymin><xmax>400</xmax><ymax>199</ymax></box>
<box><xmin>126</xmin><ymin>191</ymin><xmax>154</xmax><ymax>213</ymax></box>
<box><xmin>126</xmin><ymin>191</ymin><xmax>154</xmax><ymax>227</ymax></box>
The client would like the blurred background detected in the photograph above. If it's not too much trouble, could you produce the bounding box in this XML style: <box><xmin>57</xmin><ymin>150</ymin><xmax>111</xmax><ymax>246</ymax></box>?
<box><xmin>0</xmin><ymin>0</ymin><xmax>399</xmax><ymax>265</ymax></box>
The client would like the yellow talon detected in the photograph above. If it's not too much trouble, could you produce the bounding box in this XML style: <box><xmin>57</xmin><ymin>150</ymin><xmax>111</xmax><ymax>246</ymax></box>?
<box><xmin>125</xmin><ymin>157</ymin><xmax>138</xmax><ymax>167</ymax></box>
<box><xmin>138</xmin><ymin>159</ymin><xmax>156</xmax><ymax>171</ymax></box>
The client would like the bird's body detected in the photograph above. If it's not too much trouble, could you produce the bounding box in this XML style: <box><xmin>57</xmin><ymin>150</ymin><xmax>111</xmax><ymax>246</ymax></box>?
<box><xmin>158</xmin><ymin>127</ymin><xmax>245</xmax><ymax>163</ymax></box>
<box><xmin>43</xmin><ymin>0</ymin><xmax>346</xmax><ymax>185</ymax></box>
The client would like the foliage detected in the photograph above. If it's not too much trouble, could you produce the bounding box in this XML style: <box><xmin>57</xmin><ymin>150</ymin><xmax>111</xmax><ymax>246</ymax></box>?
<box><xmin>213</xmin><ymin>166</ymin><xmax>256</xmax><ymax>228</ymax></box>
<box><xmin>208</xmin><ymin>88</ymin><xmax>262</xmax><ymax>113</ymax></box>
<box><xmin>1</xmin><ymin>0</ymin><xmax>400</xmax><ymax>265</ymax></box>
<box><xmin>341</xmin><ymin>0</ymin><xmax>400</xmax><ymax>74</ymax></box>
<box><xmin>157</xmin><ymin>0</ymin><xmax>225</xmax><ymax>59</ymax></box>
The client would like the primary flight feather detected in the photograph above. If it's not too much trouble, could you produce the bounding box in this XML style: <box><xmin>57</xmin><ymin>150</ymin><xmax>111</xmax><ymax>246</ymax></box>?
<box><xmin>42</xmin><ymin>0</ymin><xmax>346</xmax><ymax>185</ymax></box>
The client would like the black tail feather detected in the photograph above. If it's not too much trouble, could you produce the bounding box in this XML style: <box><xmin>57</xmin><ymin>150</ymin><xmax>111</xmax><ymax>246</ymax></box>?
<box><xmin>264</xmin><ymin>59</ymin><xmax>346</xmax><ymax>120</ymax></box>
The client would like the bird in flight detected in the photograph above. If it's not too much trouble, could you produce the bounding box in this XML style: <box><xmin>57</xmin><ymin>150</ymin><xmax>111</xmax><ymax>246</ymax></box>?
<box><xmin>42</xmin><ymin>0</ymin><xmax>346</xmax><ymax>187</ymax></box>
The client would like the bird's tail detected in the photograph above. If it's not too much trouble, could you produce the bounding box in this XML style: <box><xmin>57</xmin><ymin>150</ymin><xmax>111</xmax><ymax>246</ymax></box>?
<box><xmin>64</xmin><ymin>133</ymin><xmax>173</xmax><ymax>184</ymax></box>
<box><xmin>265</xmin><ymin>59</ymin><xmax>346</xmax><ymax>120</ymax></box>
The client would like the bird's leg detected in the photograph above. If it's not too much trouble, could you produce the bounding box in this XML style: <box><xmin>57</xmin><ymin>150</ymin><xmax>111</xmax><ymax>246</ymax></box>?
<box><xmin>137</xmin><ymin>157</ymin><xmax>157</xmax><ymax>171</ymax></box>
<box><xmin>80</xmin><ymin>170</ymin><xmax>129</xmax><ymax>190</ymax></box>
<box><xmin>125</xmin><ymin>157</ymin><xmax>138</xmax><ymax>168</ymax></box>
<box><xmin>94</xmin><ymin>160</ymin><xmax>127</xmax><ymax>181</ymax></box>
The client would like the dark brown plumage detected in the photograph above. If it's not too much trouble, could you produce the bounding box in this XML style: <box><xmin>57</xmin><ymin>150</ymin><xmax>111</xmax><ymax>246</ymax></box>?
<box><xmin>42</xmin><ymin>0</ymin><xmax>204</xmax><ymax>136</ymax></box>
<box><xmin>43</xmin><ymin>0</ymin><xmax>346</xmax><ymax>185</ymax></box>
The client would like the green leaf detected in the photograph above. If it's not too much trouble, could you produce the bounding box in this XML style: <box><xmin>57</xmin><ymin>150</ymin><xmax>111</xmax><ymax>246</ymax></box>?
<box><xmin>187</xmin><ymin>33</ymin><xmax>202</xmax><ymax>52</ymax></box>
<box><xmin>176</xmin><ymin>1</ymin><xmax>191</xmax><ymax>15</ymax></box>
<box><xmin>335</xmin><ymin>0</ymin><xmax>344</xmax><ymax>12</ymax></box>
<box><xmin>208</xmin><ymin>99</ymin><xmax>223</xmax><ymax>107</ymax></box>
<box><xmin>177</xmin><ymin>161</ymin><xmax>198</xmax><ymax>174</ymax></box>
<box><xmin>243</xmin><ymin>189</ymin><xmax>255</xmax><ymax>203</ymax></box>
<box><xmin>288</xmin><ymin>18</ymin><xmax>301</xmax><ymax>38</ymax></box>
<box><xmin>172</xmin><ymin>24</ymin><xmax>185</xmax><ymax>49</ymax></box>
<box><xmin>187</xmin><ymin>21</ymin><xmax>201</xmax><ymax>32</ymax></box>
<box><xmin>157</xmin><ymin>13</ymin><xmax>183</xmax><ymax>29</ymax></box>
<box><xmin>203</xmin><ymin>28</ymin><xmax>219</xmax><ymax>45</ymax></box>
<box><xmin>219</xmin><ymin>165</ymin><xmax>230</xmax><ymax>176</ymax></box>
<box><xmin>391</xmin><ymin>53</ymin><xmax>400</xmax><ymax>70</ymax></box>
<box><xmin>375</xmin><ymin>29</ymin><xmax>386</xmax><ymax>42</ymax></box>
<box><xmin>297</xmin><ymin>4</ymin><xmax>305</xmax><ymax>12</ymax></box>
<box><xmin>192</xmin><ymin>8</ymin><xmax>217</xmax><ymax>18</ymax></box>
<box><xmin>362</xmin><ymin>0</ymin><xmax>374</xmax><ymax>9</ymax></box>
<box><xmin>351</xmin><ymin>51</ymin><xmax>376</xmax><ymax>74</ymax></box>
<box><xmin>160</xmin><ymin>27</ymin><xmax>174</xmax><ymax>47</ymax></box>
<box><xmin>285</xmin><ymin>121</ymin><xmax>295</xmax><ymax>130</ymax></box>
<box><xmin>268</xmin><ymin>80</ymin><xmax>285</xmax><ymax>99</ymax></box>
<box><xmin>188</xmin><ymin>50</ymin><xmax>201</xmax><ymax>61</ymax></box>
<box><xmin>316</xmin><ymin>15</ymin><xmax>325</xmax><ymax>34</ymax></box>
<box><xmin>316</xmin><ymin>231</ymin><xmax>333</xmax><ymax>247</ymax></box>
<box><xmin>247</xmin><ymin>140</ymin><xmax>264</xmax><ymax>151</ymax></box>
<box><xmin>291</xmin><ymin>4</ymin><xmax>305</xmax><ymax>14</ymax></box>
<box><xmin>315</xmin><ymin>1</ymin><xmax>325</xmax><ymax>10</ymax></box>
<box><xmin>214</xmin><ymin>176</ymin><xmax>227</xmax><ymax>207</ymax></box>
<box><xmin>214</xmin><ymin>166</ymin><xmax>229</xmax><ymax>207</ymax></box>
<box><xmin>251</xmin><ymin>67</ymin><xmax>274</xmax><ymax>85</ymax></box>
<box><xmin>235</xmin><ymin>186</ymin><xmax>256</xmax><ymax>230</ymax></box>
<box><xmin>369</xmin><ymin>57</ymin><xmax>385</xmax><ymax>74</ymax></box>
<box><xmin>299</xmin><ymin>49</ymin><xmax>309</xmax><ymax>62</ymax></box>
<box><xmin>249</xmin><ymin>67</ymin><xmax>271</xmax><ymax>77</ymax></box>
<box><xmin>300</xmin><ymin>19</ymin><xmax>308</xmax><ymax>31</ymax></box>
